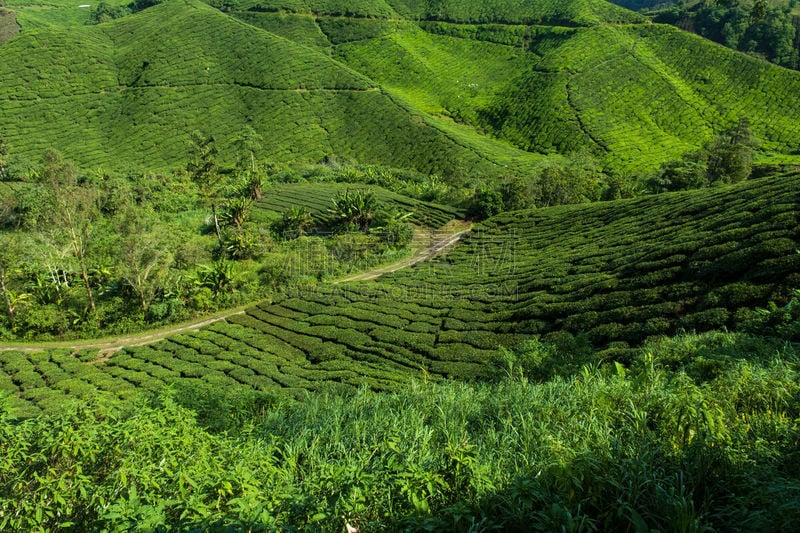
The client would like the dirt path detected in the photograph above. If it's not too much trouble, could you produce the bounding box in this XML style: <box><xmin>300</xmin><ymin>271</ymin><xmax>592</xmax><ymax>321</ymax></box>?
<box><xmin>334</xmin><ymin>220</ymin><xmax>471</xmax><ymax>283</ymax></box>
<box><xmin>0</xmin><ymin>311</ymin><xmax>247</xmax><ymax>358</ymax></box>
<box><xmin>0</xmin><ymin>222</ymin><xmax>471</xmax><ymax>357</ymax></box>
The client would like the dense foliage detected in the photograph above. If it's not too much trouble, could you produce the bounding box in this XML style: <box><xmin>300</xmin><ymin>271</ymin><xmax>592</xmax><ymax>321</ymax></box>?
<box><xmin>1</xmin><ymin>327</ymin><xmax>799</xmax><ymax>531</ymax></box>
<box><xmin>0</xmin><ymin>148</ymin><xmax>432</xmax><ymax>341</ymax></box>
<box><xmin>654</xmin><ymin>0</ymin><xmax>800</xmax><ymax>70</ymax></box>
<box><xmin>647</xmin><ymin>116</ymin><xmax>759</xmax><ymax>192</ymax></box>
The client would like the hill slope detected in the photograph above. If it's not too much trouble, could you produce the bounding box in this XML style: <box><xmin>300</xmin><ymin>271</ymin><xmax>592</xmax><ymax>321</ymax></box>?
<box><xmin>326</xmin><ymin>20</ymin><xmax>800</xmax><ymax>172</ymax></box>
<box><xmin>2</xmin><ymin>0</ymin><xmax>800</xmax><ymax>176</ymax></box>
<box><xmin>480</xmin><ymin>24</ymin><xmax>800</xmax><ymax>171</ymax></box>
<box><xmin>232</xmin><ymin>0</ymin><xmax>644</xmax><ymax>25</ymax></box>
<box><xmin>1</xmin><ymin>174</ymin><xmax>797</xmax><ymax>415</ymax></box>
<box><xmin>0</xmin><ymin>0</ymin><xmax>534</xmax><ymax>177</ymax></box>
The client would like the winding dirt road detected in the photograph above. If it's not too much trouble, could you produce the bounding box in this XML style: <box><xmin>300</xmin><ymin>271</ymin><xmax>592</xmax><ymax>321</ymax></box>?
<box><xmin>0</xmin><ymin>222</ymin><xmax>471</xmax><ymax>356</ymax></box>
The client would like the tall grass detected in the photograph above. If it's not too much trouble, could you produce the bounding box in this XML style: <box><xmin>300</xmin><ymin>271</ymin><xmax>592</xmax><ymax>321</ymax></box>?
<box><xmin>2</xmin><ymin>330</ymin><xmax>799</xmax><ymax>531</ymax></box>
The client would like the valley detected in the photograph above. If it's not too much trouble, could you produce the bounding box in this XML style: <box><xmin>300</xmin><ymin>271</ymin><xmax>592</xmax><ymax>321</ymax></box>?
<box><xmin>0</xmin><ymin>0</ymin><xmax>798</xmax><ymax>530</ymax></box>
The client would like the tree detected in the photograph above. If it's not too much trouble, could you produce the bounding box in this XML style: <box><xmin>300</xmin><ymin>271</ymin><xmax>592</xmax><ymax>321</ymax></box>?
<box><xmin>647</xmin><ymin>151</ymin><xmax>707</xmax><ymax>193</ymax></box>
<box><xmin>499</xmin><ymin>176</ymin><xmax>532</xmax><ymax>211</ymax></box>
<box><xmin>89</xmin><ymin>1</ymin><xmax>129</xmax><ymax>24</ymax></box>
<box><xmin>187</xmin><ymin>132</ymin><xmax>223</xmax><ymax>242</ymax></box>
<box><xmin>39</xmin><ymin>149</ymin><xmax>98</xmax><ymax>314</ymax></box>
<box><xmin>129</xmin><ymin>0</ymin><xmax>164</xmax><ymax>12</ymax></box>
<box><xmin>705</xmin><ymin>116</ymin><xmax>757</xmax><ymax>184</ymax></box>
<box><xmin>750</xmin><ymin>0</ymin><xmax>767</xmax><ymax>22</ymax></box>
<box><xmin>240</xmin><ymin>170</ymin><xmax>264</xmax><ymax>201</ymax></box>
<box><xmin>193</xmin><ymin>260</ymin><xmax>236</xmax><ymax>297</ymax></box>
<box><xmin>117</xmin><ymin>208</ymin><xmax>174</xmax><ymax>313</ymax></box>
<box><xmin>532</xmin><ymin>153</ymin><xmax>602</xmax><ymax>207</ymax></box>
<box><xmin>220</xmin><ymin>197</ymin><xmax>251</xmax><ymax>229</ymax></box>
<box><xmin>647</xmin><ymin>117</ymin><xmax>758</xmax><ymax>193</ymax></box>
<box><xmin>467</xmin><ymin>185</ymin><xmax>504</xmax><ymax>220</ymax></box>
<box><xmin>275</xmin><ymin>206</ymin><xmax>313</xmax><ymax>239</ymax></box>
<box><xmin>374</xmin><ymin>208</ymin><xmax>414</xmax><ymax>249</ymax></box>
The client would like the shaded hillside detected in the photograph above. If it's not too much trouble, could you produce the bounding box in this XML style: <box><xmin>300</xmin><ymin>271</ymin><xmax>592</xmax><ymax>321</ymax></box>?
<box><xmin>1</xmin><ymin>173</ymin><xmax>798</xmax><ymax>415</ymax></box>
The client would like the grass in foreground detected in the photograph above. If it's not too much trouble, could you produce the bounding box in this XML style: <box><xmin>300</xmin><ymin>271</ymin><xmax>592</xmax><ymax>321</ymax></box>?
<box><xmin>1</xmin><ymin>328</ymin><xmax>798</xmax><ymax>531</ymax></box>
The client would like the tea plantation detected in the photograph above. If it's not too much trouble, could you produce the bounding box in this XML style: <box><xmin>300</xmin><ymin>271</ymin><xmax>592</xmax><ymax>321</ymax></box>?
<box><xmin>255</xmin><ymin>182</ymin><xmax>464</xmax><ymax>228</ymax></box>
<box><xmin>0</xmin><ymin>0</ymin><xmax>522</xmax><ymax>178</ymax></box>
<box><xmin>2</xmin><ymin>0</ymin><xmax>800</xmax><ymax>177</ymax></box>
<box><xmin>1</xmin><ymin>173</ymin><xmax>797</xmax><ymax>417</ymax></box>
<box><xmin>2</xmin><ymin>1</ymin><xmax>800</xmax><ymax>528</ymax></box>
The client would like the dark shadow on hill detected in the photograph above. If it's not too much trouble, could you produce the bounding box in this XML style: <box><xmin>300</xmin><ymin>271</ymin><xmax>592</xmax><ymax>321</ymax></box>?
<box><xmin>381</xmin><ymin>443</ymin><xmax>800</xmax><ymax>531</ymax></box>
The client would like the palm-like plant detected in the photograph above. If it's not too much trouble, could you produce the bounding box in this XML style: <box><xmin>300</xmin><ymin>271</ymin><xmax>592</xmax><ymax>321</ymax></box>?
<box><xmin>276</xmin><ymin>206</ymin><xmax>313</xmax><ymax>239</ymax></box>
<box><xmin>220</xmin><ymin>197</ymin><xmax>251</xmax><ymax>228</ymax></box>
<box><xmin>328</xmin><ymin>189</ymin><xmax>379</xmax><ymax>232</ymax></box>
<box><xmin>373</xmin><ymin>208</ymin><xmax>414</xmax><ymax>248</ymax></box>
<box><xmin>239</xmin><ymin>170</ymin><xmax>264</xmax><ymax>201</ymax></box>
<box><xmin>194</xmin><ymin>260</ymin><xmax>236</xmax><ymax>297</ymax></box>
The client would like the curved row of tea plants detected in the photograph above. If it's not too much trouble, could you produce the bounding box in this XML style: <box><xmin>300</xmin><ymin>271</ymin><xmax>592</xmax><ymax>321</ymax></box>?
<box><xmin>1</xmin><ymin>173</ymin><xmax>797</xmax><ymax>416</ymax></box>
<box><xmin>255</xmin><ymin>182</ymin><xmax>463</xmax><ymax>228</ymax></box>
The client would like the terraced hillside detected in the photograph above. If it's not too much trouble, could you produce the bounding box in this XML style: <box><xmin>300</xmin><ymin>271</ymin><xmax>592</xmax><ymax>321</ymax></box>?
<box><xmin>326</xmin><ymin>20</ymin><xmax>800</xmax><ymax>172</ymax></box>
<box><xmin>0</xmin><ymin>0</ymin><xmax>533</xmax><ymax>177</ymax></box>
<box><xmin>231</xmin><ymin>2</ymin><xmax>800</xmax><ymax>172</ymax></box>
<box><xmin>1</xmin><ymin>174</ymin><xmax>797</xmax><ymax>416</ymax></box>
<box><xmin>255</xmin><ymin>182</ymin><xmax>464</xmax><ymax>228</ymax></box>
<box><xmin>2</xmin><ymin>0</ymin><xmax>800</xmax><ymax>177</ymax></box>
<box><xmin>232</xmin><ymin>0</ymin><xmax>644</xmax><ymax>25</ymax></box>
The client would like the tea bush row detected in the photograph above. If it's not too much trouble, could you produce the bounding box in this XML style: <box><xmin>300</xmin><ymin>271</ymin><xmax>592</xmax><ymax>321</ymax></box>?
<box><xmin>255</xmin><ymin>182</ymin><xmax>460</xmax><ymax>228</ymax></box>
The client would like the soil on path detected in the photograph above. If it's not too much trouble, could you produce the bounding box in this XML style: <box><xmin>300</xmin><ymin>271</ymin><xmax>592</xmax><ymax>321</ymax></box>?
<box><xmin>335</xmin><ymin>220</ymin><xmax>471</xmax><ymax>283</ymax></box>
<box><xmin>0</xmin><ymin>221</ymin><xmax>471</xmax><ymax>358</ymax></box>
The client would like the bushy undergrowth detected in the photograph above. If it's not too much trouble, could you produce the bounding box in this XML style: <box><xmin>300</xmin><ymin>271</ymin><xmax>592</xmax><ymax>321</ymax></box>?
<box><xmin>1</xmin><ymin>330</ymin><xmax>799</xmax><ymax>531</ymax></box>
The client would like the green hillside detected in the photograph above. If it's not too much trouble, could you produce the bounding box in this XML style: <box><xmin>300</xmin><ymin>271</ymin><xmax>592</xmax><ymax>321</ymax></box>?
<box><xmin>233</xmin><ymin>0</ymin><xmax>644</xmax><ymax>24</ymax></box>
<box><xmin>2</xmin><ymin>174</ymin><xmax>797</xmax><ymax>415</ymax></box>
<box><xmin>1</xmin><ymin>0</ymin><xmax>799</xmax><ymax>178</ymax></box>
<box><xmin>476</xmin><ymin>23</ymin><xmax>800</xmax><ymax>171</ymax></box>
<box><xmin>232</xmin><ymin>6</ymin><xmax>800</xmax><ymax>173</ymax></box>
<box><xmin>0</xmin><ymin>0</ymin><xmax>534</xmax><ymax>178</ymax></box>
<box><xmin>238</xmin><ymin>6</ymin><xmax>800</xmax><ymax>173</ymax></box>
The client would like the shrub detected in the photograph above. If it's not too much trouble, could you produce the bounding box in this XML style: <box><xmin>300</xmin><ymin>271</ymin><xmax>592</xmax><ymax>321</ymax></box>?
<box><xmin>467</xmin><ymin>186</ymin><xmax>504</xmax><ymax>220</ymax></box>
